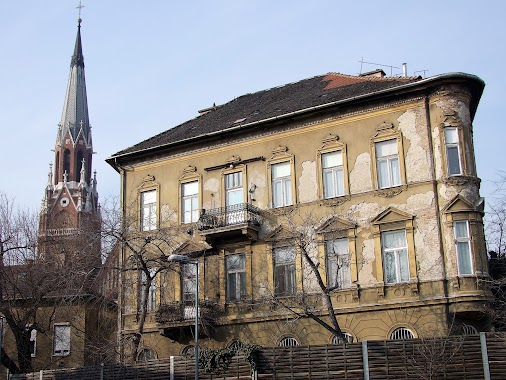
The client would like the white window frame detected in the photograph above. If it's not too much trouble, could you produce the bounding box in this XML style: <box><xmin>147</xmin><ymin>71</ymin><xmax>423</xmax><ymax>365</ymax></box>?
<box><xmin>225</xmin><ymin>172</ymin><xmax>244</xmax><ymax>207</ymax></box>
<box><xmin>375</xmin><ymin>139</ymin><xmax>401</xmax><ymax>189</ymax></box>
<box><xmin>278</xmin><ymin>336</ymin><xmax>299</xmax><ymax>347</ymax></box>
<box><xmin>140</xmin><ymin>190</ymin><xmax>157</xmax><ymax>231</ymax></box>
<box><xmin>322</xmin><ymin>151</ymin><xmax>345</xmax><ymax>199</ymax></box>
<box><xmin>271</xmin><ymin>162</ymin><xmax>292</xmax><ymax>208</ymax></box>
<box><xmin>139</xmin><ymin>268</ymin><xmax>157</xmax><ymax>312</ymax></box>
<box><xmin>444</xmin><ymin>127</ymin><xmax>463</xmax><ymax>176</ymax></box>
<box><xmin>181</xmin><ymin>181</ymin><xmax>199</xmax><ymax>224</ymax></box>
<box><xmin>53</xmin><ymin>323</ymin><xmax>71</xmax><ymax>356</ymax></box>
<box><xmin>273</xmin><ymin>247</ymin><xmax>296</xmax><ymax>296</ymax></box>
<box><xmin>382</xmin><ymin>230</ymin><xmax>409</xmax><ymax>284</ymax></box>
<box><xmin>390</xmin><ymin>327</ymin><xmax>415</xmax><ymax>340</ymax></box>
<box><xmin>30</xmin><ymin>328</ymin><xmax>37</xmax><ymax>357</ymax></box>
<box><xmin>454</xmin><ymin>220</ymin><xmax>473</xmax><ymax>275</ymax></box>
<box><xmin>325</xmin><ymin>238</ymin><xmax>351</xmax><ymax>289</ymax></box>
<box><xmin>226</xmin><ymin>254</ymin><xmax>246</xmax><ymax>302</ymax></box>
<box><xmin>182</xmin><ymin>263</ymin><xmax>197</xmax><ymax>304</ymax></box>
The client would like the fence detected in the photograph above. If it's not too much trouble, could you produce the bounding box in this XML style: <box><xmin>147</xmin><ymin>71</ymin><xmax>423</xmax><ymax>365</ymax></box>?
<box><xmin>10</xmin><ymin>333</ymin><xmax>506</xmax><ymax>380</ymax></box>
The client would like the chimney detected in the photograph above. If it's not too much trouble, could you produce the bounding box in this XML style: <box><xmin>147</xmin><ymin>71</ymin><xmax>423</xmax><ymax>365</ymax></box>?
<box><xmin>402</xmin><ymin>63</ymin><xmax>407</xmax><ymax>77</ymax></box>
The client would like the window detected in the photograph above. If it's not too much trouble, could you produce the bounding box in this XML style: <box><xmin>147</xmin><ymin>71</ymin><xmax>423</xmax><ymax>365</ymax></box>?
<box><xmin>326</xmin><ymin>238</ymin><xmax>351</xmax><ymax>289</ymax></box>
<box><xmin>382</xmin><ymin>230</ymin><xmax>409</xmax><ymax>284</ymax></box>
<box><xmin>76</xmin><ymin>150</ymin><xmax>84</xmax><ymax>182</ymax></box>
<box><xmin>274</xmin><ymin>247</ymin><xmax>296</xmax><ymax>296</ymax></box>
<box><xmin>322</xmin><ymin>151</ymin><xmax>345</xmax><ymax>198</ymax></box>
<box><xmin>332</xmin><ymin>333</ymin><xmax>354</xmax><ymax>344</ymax></box>
<box><xmin>375</xmin><ymin>140</ymin><xmax>401</xmax><ymax>188</ymax></box>
<box><xmin>225</xmin><ymin>172</ymin><xmax>243</xmax><ymax>207</ymax></box>
<box><xmin>462</xmin><ymin>324</ymin><xmax>478</xmax><ymax>335</ymax></box>
<box><xmin>226</xmin><ymin>254</ymin><xmax>246</xmax><ymax>302</ymax></box>
<box><xmin>138</xmin><ymin>348</ymin><xmax>156</xmax><ymax>361</ymax></box>
<box><xmin>444</xmin><ymin>127</ymin><xmax>462</xmax><ymax>176</ymax></box>
<box><xmin>30</xmin><ymin>328</ymin><xmax>37</xmax><ymax>357</ymax></box>
<box><xmin>182</xmin><ymin>181</ymin><xmax>199</xmax><ymax>224</ymax></box>
<box><xmin>454</xmin><ymin>221</ymin><xmax>473</xmax><ymax>275</ymax></box>
<box><xmin>272</xmin><ymin>162</ymin><xmax>292</xmax><ymax>208</ymax></box>
<box><xmin>181</xmin><ymin>345</ymin><xmax>195</xmax><ymax>357</ymax></box>
<box><xmin>140</xmin><ymin>190</ymin><xmax>157</xmax><ymax>231</ymax></box>
<box><xmin>182</xmin><ymin>263</ymin><xmax>197</xmax><ymax>304</ymax></box>
<box><xmin>390</xmin><ymin>327</ymin><xmax>414</xmax><ymax>340</ymax></box>
<box><xmin>63</xmin><ymin>149</ymin><xmax>71</xmax><ymax>180</ymax></box>
<box><xmin>278</xmin><ymin>336</ymin><xmax>299</xmax><ymax>347</ymax></box>
<box><xmin>138</xmin><ymin>269</ymin><xmax>157</xmax><ymax>312</ymax></box>
<box><xmin>53</xmin><ymin>324</ymin><xmax>70</xmax><ymax>356</ymax></box>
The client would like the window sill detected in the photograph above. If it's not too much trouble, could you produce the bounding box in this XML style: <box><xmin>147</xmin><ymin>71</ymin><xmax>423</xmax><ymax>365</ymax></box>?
<box><xmin>442</xmin><ymin>176</ymin><xmax>480</xmax><ymax>186</ymax></box>
<box><xmin>319</xmin><ymin>195</ymin><xmax>350</xmax><ymax>207</ymax></box>
<box><xmin>374</xmin><ymin>185</ymin><xmax>405</xmax><ymax>198</ymax></box>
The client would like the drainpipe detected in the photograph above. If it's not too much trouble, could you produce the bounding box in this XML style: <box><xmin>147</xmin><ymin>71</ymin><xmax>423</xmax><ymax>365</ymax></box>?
<box><xmin>118</xmin><ymin>167</ymin><xmax>126</xmax><ymax>362</ymax></box>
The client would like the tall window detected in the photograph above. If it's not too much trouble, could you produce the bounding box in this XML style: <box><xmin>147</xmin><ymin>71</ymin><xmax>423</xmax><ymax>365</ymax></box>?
<box><xmin>382</xmin><ymin>230</ymin><xmax>409</xmax><ymax>284</ymax></box>
<box><xmin>322</xmin><ymin>151</ymin><xmax>345</xmax><ymax>198</ymax></box>
<box><xmin>53</xmin><ymin>324</ymin><xmax>70</xmax><ymax>356</ymax></box>
<box><xmin>30</xmin><ymin>328</ymin><xmax>37</xmax><ymax>357</ymax></box>
<box><xmin>76</xmin><ymin>150</ymin><xmax>84</xmax><ymax>182</ymax></box>
<box><xmin>272</xmin><ymin>162</ymin><xmax>292</xmax><ymax>208</ymax></box>
<box><xmin>182</xmin><ymin>181</ymin><xmax>199</xmax><ymax>224</ymax></box>
<box><xmin>274</xmin><ymin>247</ymin><xmax>296</xmax><ymax>296</ymax></box>
<box><xmin>454</xmin><ymin>221</ymin><xmax>473</xmax><ymax>275</ymax></box>
<box><xmin>140</xmin><ymin>190</ymin><xmax>157</xmax><ymax>231</ymax></box>
<box><xmin>444</xmin><ymin>128</ymin><xmax>462</xmax><ymax>176</ymax></box>
<box><xmin>226</xmin><ymin>254</ymin><xmax>246</xmax><ymax>302</ymax></box>
<box><xmin>138</xmin><ymin>269</ymin><xmax>157</xmax><ymax>312</ymax></box>
<box><xmin>326</xmin><ymin>238</ymin><xmax>351</xmax><ymax>289</ymax></box>
<box><xmin>63</xmin><ymin>149</ymin><xmax>71</xmax><ymax>180</ymax></box>
<box><xmin>182</xmin><ymin>263</ymin><xmax>197</xmax><ymax>304</ymax></box>
<box><xmin>375</xmin><ymin>140</ymin><xmax>401</xmax><ymax>189</ymax></box>
<box><xmin>225</xmin><ymin>172</ymin><xmax>243</xmax><ymax>207</ymax></box>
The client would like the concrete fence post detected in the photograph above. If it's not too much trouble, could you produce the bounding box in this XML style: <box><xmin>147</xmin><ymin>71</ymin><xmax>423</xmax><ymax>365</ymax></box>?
<box><xmin>170</xmin><ymin>356</ymin><xmax>174</xmax><ymax>380</ymax></box>
<box><xmin>39</xmin><ymin>370</ymin><xmax>43</xmax><ymax>380</ymax></box>
<box><xmin>480</xmin><ymin>332</ymin><xmax>491</xmax><ymax>380</ymax></box>
<box><xmin>100</xmin><ymin>362</ymin><xmax>104</xmax><ymax>380</ymax></box>
<box><xmin>362</xmin><ymin>341</ymin><xmax>370</xmax><ymax>380</ymax></box>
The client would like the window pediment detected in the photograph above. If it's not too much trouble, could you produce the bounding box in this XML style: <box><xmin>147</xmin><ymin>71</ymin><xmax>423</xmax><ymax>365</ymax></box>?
<box><xmin>372</xmin><ymin>207</ymin><xmax>413</xmax><ymax>226</ymax></box>
<box><xmin>139</xmin><ymin>174</ymin><xmax>158</xmax><ymax>190</ymax></box>
<box><xmin>316</xmin><ymin>216</ymin><xmax>355</xmax><ymax>234</ymax></box>
<box><xmin>265</xmin><ymin>225</ymin><xmax>295</xmax><ymax>242</ymax></box>
<box><xmin>441</xmin><ymin>111</ymin><xmax>461</xmax><ymax>128</ymax></box>
<box><xmin>442</xmin><ymin>195</ymin><xmax>475</xmax><ymax>214</ymax></box>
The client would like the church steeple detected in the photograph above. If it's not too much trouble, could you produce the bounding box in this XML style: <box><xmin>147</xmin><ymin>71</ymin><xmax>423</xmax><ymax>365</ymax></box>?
<box><xmin>39</xmin><ymin>15</ymin><xmax>100</xmax><ymax>265</ymax></box>
<box><xmin>55</xmin><ymin>17</ymin><xmax>92</xmax><ymax>185</ymax></box>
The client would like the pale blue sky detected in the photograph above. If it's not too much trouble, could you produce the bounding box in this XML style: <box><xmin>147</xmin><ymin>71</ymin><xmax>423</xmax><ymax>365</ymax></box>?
<box><xmin>1</xmin><ymin>1</ymin><xmax>504</xmax><ymax>209</ymax></box>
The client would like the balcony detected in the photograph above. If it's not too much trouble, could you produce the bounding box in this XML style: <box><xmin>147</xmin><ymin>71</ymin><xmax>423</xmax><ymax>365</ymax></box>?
<box><xmin>156</xmin><ymin>301</ymin><xmax>222</xmax><ymax>340</ymax></box>
<box><xmin>196</xmin><ymin>203</ymin><xmax>262</xmax><ymax>244</ymax></box>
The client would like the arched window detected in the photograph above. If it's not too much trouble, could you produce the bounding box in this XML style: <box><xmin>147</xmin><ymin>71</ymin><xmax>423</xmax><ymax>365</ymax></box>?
<box><xmin>462</xmin><ymin>324</ymin><xmax>478</xmax><ymax>335</ymax></box>
<box><xmin>63</xmin><ymin>150</ymin><xmax>71</xmax><ymax>180</ymax></box>
<box><xmin>137</xmin><ymin>348</ymin><xmax>156</xmax><ymax>362</ymax></box>
<box><xmin>390</xmin><ymin>327</ymin><xmax>415</xmax><ymax>340</ymax></box>
<box><xmin>278</xmin><ymin>336</ymin><xmax>299</xmax><ymax>347</ymax></box>
<box><xmin>76</xmin><ymin>150</ymin><xmax>84</xmax><ymax>182</ymax></box>
<box><xmin>332</xmin><ymin>332</ymin><xmax>354</xmax><ymax>344</ymax></box>
<box><xmin>181</xmin><ymin>345</ymin><xmax>195</xmax><ymax>357</ymax></box>
<box><xmin>55</xmin><ymin>152</ymin><xmax>60</xmax><ymax>184</ymax></box>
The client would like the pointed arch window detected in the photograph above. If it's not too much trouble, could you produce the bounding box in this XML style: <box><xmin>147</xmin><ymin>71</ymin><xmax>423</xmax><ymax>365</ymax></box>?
<box><xmin>55</xmin><ymin>152</ymin><xmax>60</xmax><ymax>185</ymax></box>
<box><xmin>63</xmin><ymin>150</ymin><xmax>71</xmax><ymax>180</ymax></box>
<box><xmin>76</xmin><ymin>150</ymin><xmax>84</xmax><ymax>182</ymax></box>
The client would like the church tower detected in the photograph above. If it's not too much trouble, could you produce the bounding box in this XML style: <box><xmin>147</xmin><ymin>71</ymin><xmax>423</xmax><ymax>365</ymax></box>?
<box><xmin>39</xmin><ymin>17</ymin><xmax>100</xmax><ymax>267</ymax></box>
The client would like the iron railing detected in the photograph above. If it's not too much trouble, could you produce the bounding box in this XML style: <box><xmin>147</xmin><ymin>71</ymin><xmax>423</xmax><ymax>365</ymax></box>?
<box><xmin>196</xmin><ymin>203</ymin><xmax>262</xmax><ymax>231</ymax></box>
<box><xmin>155</xmin><ymin>301</ymin><xmax>221</xmax><ymax>324</ymax></box>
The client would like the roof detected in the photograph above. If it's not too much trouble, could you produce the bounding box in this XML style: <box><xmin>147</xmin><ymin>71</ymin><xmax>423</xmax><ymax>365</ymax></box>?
<box><xmin>108</xmin><ymin>71</ymin><xmax>484</xmax><ymax>163</ymax></box>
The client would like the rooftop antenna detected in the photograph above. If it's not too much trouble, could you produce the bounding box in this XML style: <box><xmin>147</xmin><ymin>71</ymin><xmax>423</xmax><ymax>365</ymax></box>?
<box><xmin>358</xmin><ymin>58</ymin><xmax>401</xmax><ymax>76</ymax></box>
<box><xmin>414</xmin><ymin>69</ymin><xmax>429</xmax><ymax>78</ymax></box>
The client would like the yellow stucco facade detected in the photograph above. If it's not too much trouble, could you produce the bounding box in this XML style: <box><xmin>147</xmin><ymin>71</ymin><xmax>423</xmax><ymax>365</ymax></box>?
<box><xmin>109</xmin><ymin>73</ymin><xmax>490</xmax><ymax>360</ymax></box>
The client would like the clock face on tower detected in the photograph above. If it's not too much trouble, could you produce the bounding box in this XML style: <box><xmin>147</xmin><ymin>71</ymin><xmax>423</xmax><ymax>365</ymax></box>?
<box><xmin>60</xmin><ymin>197</ymin><xmax>70</xmax><ymax>208</ymax></box>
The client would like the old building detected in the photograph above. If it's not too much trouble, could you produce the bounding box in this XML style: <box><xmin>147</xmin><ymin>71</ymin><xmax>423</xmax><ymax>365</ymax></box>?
<box><xmin>107</xmin><ymin>68</ymin><xmax>489</xmax><ymax>359</ymax></box>
<box><xmin>1</xmin><ymin>17</ymin><xmax>115</xmax><ymax>379</ymax></box>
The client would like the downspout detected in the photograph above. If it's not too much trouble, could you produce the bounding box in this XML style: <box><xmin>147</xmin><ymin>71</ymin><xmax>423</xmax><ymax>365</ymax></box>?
<box><xmin>424</xmin><ymin>95</ymin><xmax>451</xmax><ymax>326</ymax></box>
<box><xmin>118</xmin><ymin>164</ymin><xmax>126</xmax><ymax>362</ymax></box>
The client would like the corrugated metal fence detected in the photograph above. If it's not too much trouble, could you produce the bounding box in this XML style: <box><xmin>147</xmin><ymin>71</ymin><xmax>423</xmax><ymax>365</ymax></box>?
<box><xmin>10</xmin><ymin>333</ymin><xmax>506</xmax><ymax>380</ymax></box>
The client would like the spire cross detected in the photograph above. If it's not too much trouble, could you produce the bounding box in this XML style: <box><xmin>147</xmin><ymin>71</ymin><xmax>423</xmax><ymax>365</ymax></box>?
<box><xmin>76</xmin><ymin>1</ymin><xmax>85</xmax><ymax>19</ymax></box>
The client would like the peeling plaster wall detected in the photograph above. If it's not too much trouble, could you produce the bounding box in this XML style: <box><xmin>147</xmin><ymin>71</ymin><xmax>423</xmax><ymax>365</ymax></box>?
<box><xmin>350</xmin><ymin>153</ymin><xmax>373</xmax><ymax>193</ymax></box>
<box><xmin>160</xmin><ymin>204</ymin><xmax>177</xmax><ymax>223</ymax></box>
<box><xmin>203</xmin><ymin>177</ymin><xmax>220</xmax><ymax>210</ymax></box>
<box><xmin>398</xmin><ymin>109</ymin><xmax>432</xmax><ymax>183</ymax></box>
<box><xmin>359</xmin><ymin>239</ymin><xmax>376</xmax><ymax>285</ymax></box>
<box><xmin>299</xmin><ymin>160</ymin><xmax>318</xmax><ymax>203</ymax></box>
<box><xmin>249</xmin><ymin>168</ymin><xmax>267</xmax><ymax>209</ymax></box>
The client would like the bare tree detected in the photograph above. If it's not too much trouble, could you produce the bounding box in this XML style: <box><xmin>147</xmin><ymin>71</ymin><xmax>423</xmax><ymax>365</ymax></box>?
<box><xmin>265</xmin><ymin>209</ymin><xmax>353</xmax><ymax>341</ymax></box>
<box><xmin>100</xmin><ymin>197</ymin><xmax>181</xmax><ymax>362</ymax></box>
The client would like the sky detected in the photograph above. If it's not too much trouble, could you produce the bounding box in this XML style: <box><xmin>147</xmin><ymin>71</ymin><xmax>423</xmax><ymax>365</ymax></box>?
<box><xmin>1</xmin><ymin>1</ymin><xmax>505</xmax><ymax>210</ymax></box>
